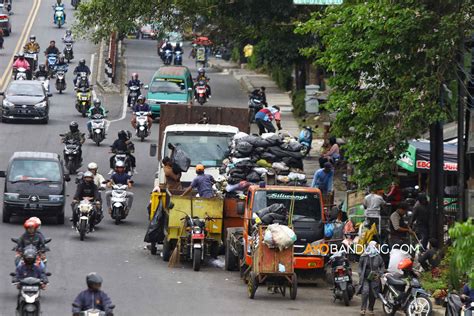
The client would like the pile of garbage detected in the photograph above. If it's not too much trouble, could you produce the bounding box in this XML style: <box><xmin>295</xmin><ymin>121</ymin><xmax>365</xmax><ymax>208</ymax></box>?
<box><xmin>220</xmin><ymin>132</ymin><xmax>307</xmax><ymax>193</ymax></box>
<box><xmin>263</xmin><ymin>223</ymin><xmax>297</xmax><ymax>251</ymax></box>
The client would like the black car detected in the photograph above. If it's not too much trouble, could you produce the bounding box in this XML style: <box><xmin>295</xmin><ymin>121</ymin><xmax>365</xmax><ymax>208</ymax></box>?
<box><xmin>0</xmin><ymin>81</ymin><xmax>52</xmax><ymax>123</ymax></box>
<box><xmin>0</xmin><ymin>152</ymin><xmax>70</xmax><ymax>224</ymax></box>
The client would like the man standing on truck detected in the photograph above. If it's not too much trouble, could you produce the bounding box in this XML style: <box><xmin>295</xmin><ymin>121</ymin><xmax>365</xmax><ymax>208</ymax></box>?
<box><xmin>181</xmin><ymin>164</ymin><xmax>215</xmax><ymax>198</ymax></box>
<box><xmin>311</xmin><ymin>162</ymin><xmax>334</xmax><ymax>194</ymax></box>
<box><xmin>162</xmin><ymin>157</ymin><xmax>182</xmax><ymax>191</ymax></box>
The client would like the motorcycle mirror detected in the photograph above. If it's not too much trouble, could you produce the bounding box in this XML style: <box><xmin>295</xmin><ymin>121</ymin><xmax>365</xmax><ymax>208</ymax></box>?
<box><xmin>109</xmin><ymin>305</ymin><xmax>116</xmax><ymax>310</ymax></box>
<box><xmin>144</xmin><ymin>85</ymin><xmax>149</xmax><ymax>89</ymax></box>
<box><xmin>11</xmin><ymin>238</ymin><xmax>19</xmax><ymax>243</ymax></box>
<box><xmin>45</xmin><ymin>238</ymin><xmax>52</xmax><ymax>244</ymax></box>
<box><xmin>149</xmin><ymin>144</ymin><xmax>157</xmax><ymax>157</ymax></box>
<box><xmin>46</xmin><ymin>272</ymin><xmax>52</xmax><ymax>276</ymax></box>
<box><xmin>0</xmin><ymin>170</ymin><xmax>6</xmax><ymax>178</ymax></box>
<box><xmin>9</xmin><ymin>272</ymin><xmax>15</xmax><ymax>277</ymax></box>
<box><xmin>64</xmin><ymin>174</ymin><xmax>71</xmax><ymax>182</ymax></box>
<box><xmin>0</xmin><ymin>92</ymin><xmax>4</xmax><ymax>96</ymax></box>
<box><xmin>47</xmin><ymin>93</ymin><xmax>53</xmax><ymax>97</ymax></box>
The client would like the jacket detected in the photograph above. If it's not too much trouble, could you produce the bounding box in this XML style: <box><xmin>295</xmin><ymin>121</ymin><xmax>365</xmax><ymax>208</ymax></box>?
<box><xmin>73</xmin><ymin>182</ymin><xmax>101</xmax><ymax>202</ymax></box>
<box><xmin>72</xmin><ymin>289</ymin><xmax>113</xmax><ymax>313</ymax></box>
<box><xmin>133</xmin><ymin>103</ymin><xmax>150</xmax><ymax>112</ymax></box>
<box><xmin>13</xmin><ymin>59</ymin><xmax>30</xmax><ymax>70</ymax></box>
<box><xmin>17</xmin><ymin>232</ymin><xmax>46</xmax><ymax>252</ymax></box>
<box><xmin>74</xmin><ymin>65</ymin><xmax>91</xmax><ymax>76</ymax></box>
<box><xmin>14</xmin><ymin>263</ymin><xmax>47</xmax><ymax>283</ymax></box>
<box><xmin>45</xmin><ymin>46</ymin><xmax>60</xmax><ymax>56</ymax></box>
<box><xmin>357</xmin><ymin>254</ymin><xmax>384</xmax><ymax>294</ymax></box>
<box><xmin>63</xmin><ymin>131</ymin><xmax>85</xmax><ymax>144</ymax></box>
<box><xmin>24</xmin><ymin>42</ymin><xmax>40</xmax><ymax>52</ymax></box>
<box><xmin>127</xmin><ymin>79</ymin><xmax>141</xmax><ymax>87</ymax></box>
<box><xmin>87</xmin><ymin>106</ymin><xmax>107</xmax><ymax>118</ymax></box>
<box><xmin>111</xmin><ymin>139</ymin><xmax>131</xmax><ymax>153</ymax></box>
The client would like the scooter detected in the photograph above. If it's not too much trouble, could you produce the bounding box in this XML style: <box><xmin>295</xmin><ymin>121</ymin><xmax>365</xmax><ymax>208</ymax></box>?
<box><xmin>195</xmin><ymin>80</ymin><xmax>208</xmax><ymax>105</ymax></box>
<box><xmin>13</xmin><ymin>67</ymin><xmax>27</xmax><ymax>80</ymax></box>
<box><xmin>111</xmin><ymin>151</ymin><xmax>133</xmax><ymax>176</ymax></box>
<box><xmin>24</xmin><ymin>50</ymin><xmax>38</xmax><ymax>70</ymax></box>
<box><xmin>89</xmin><ymin>113</ymin><xmax>107</xmax><ymax>146</ymax></box>
<box><xmin>53</xmin><ymin>6</ymin><xmax>65</xmax><ymax>28</ymax></box>
<box><xmin>163</xmin><ymin>50</ymin><xmax>172</xmax><ymax>65</ymax></box>
<box><xmin>298</xmin><ymin>126</ymin><xmax>313</xmax><ymax>157</ymax></box>
<box><xmin>248</xmin><ymin>95</ymin><xmax>264</xmax><ymax>123</ymax></box>
<box><xmin>174</xmin><ymin>51</ymin><xmax>183</xmax><ymax>65</ymax></box>
<box><xmin>63</xmin><ymin>41</ymin><xmax>74</xmax><ymax>63</ymax></box>
<box><xmin>55</xmin><ymin>64</ymin><xmax>68</xmax><ymax>94</ymax></box>
<box><xmin>11</xmin><ymin>276</ymin><xmax>44</xmax><ymax>315</ymax></box>
<box><xmin>126</xmin><ymin>84</ymin><xmax>140</xmax><ymax>107</ymax></box>
<box><xmin>134</xmin><ymin>111</ymin><xmax>150</xmax><ymax>141</ymax></box>
<box><xmin>60</xmin><ymin>134</ymin><xmax>83</xmax><ymax>174</ymax></box>
<box><xmin>108</xmin><ymin>183</ymin><xmax>132</xmax><ymax>225</ymax></box>
<box><xmin>327</xmin><ymin>251</ymin><xmax>354</xmax><ymax>306</ymax></box>
<box><xmin>46</xmin><ymin>53</ymin><xmax>58</xmax><ymax>75</ymax></box>
<box><xmin>36</xmin><ymin>75</ymin><xmax>50</xmax><ymax>92</ymax></box>
<box><xmin>182</xmin><ymin>214</ymin><xmax>207</xmax><ymax>271</ymax></box>
<box><xmin>75</xmin><ymin>86</ymin><xmax>92</xmax><ymax>117</ymax></box>
<box><xmin>75</xmin><ymin>199</ymin><xmax>95</xmax><ymax>241</ymax></box>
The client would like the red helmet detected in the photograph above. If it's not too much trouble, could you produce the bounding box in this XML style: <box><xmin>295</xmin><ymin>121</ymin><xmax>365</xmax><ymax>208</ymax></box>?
<box><xmin>24</xmin><ymin>219</ymin><xmax>39</xmax><ymax>230</ymax></box>
<box><xmin>28</xmin><ymin>217</ymin><xmax>42</xmax><ymax>227</ymax></box>
<box><xmin>397</xmin><ymin>258</ymin><xmax>413</xmax><ymax>270</ymax></box>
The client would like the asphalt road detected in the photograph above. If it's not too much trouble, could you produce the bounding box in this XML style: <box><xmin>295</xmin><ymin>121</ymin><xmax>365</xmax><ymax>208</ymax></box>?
<box><xmin>0</xmin><ymin>2</ymin><xmax>367</xmax><ymax>315</ymax></box>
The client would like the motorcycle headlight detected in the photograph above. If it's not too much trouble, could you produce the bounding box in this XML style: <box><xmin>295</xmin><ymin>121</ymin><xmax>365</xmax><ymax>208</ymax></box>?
<box><xmin>4</xmin><ymin>193</ymin><xmax>20</xmax><ymax>201</ymax></box>
<box><xmin>49</xmin><ymin>195</ymin><xmax>64</xmax><ymax>202</ymax></box>
<box><xmin>193</xmin><ymin>227</ymin><xmax>202</xmax><ymax>234</ymax></box>
<box><xmin>35</xmin><ymin>101</ymin><xmax>47</xmax><ymax>108</ymax></box>
<box><xmin>72</xmin><ymin>150</ymin><xmax>78</xmax><ymax>155</ymax></box>
<box><xmin>3</xmin><ymin>100</ymin><xmax>14</xmax><ymax>107</ymax></box>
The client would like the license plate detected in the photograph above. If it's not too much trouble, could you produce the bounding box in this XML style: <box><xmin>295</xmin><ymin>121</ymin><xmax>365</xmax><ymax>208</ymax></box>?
<box><xmin>22</xmin><ymin>286</ymin><xmax>39</xmax><ymax>291</ymax></box>
<box><xmin>335</xmin><ymin>276</ymin><xmax>350</xmax><ymax>282</ymax></box>
<box><xmin>19</xmin><ymin>110</ymin><xmax>30</xmax><ymax>114</ymax></box>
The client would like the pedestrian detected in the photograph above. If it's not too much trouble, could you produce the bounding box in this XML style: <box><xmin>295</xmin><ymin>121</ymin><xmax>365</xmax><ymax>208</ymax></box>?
<box><xmin>418</xmin><ymin>238</ymin><xmax>441</xmax><ymax>271</ymax></box>
<box><xmin>411</xmin><ymin>193</ymin><xmax>430</xmax><ymax>249</ymax></box>
<box><xmin>162</xmin><ymin>157</ymin><xmax>182</xmax><ymax>191</ymax></box>
<box><xmin>386</xmin><ymin>180</ymin><xmax>402</xmax><ymax>209</ymax></box>
<box><xmin>319</xmin><ymin>136</ymin><xmax>340</xmax><ymax>168</ymax></box>
<box><xmin>363</xmin><ymin>188</ymin><xmax>386</xmax><ymax>229</ymax></box>
<box><xmin>389</xmin><ymin>202</ymin><xmax>414</xmax><ymax>248</ymax></box>
<box><xmin>254</xmin><ymin>106</ymin><xmax>280</xmax><ymax>135</ymax></box>
<box><xmin>181</xmin><ymin>164</ymin><xmax>215</xmax><ymax>198</ymax></box>
<box><xmin>0</xmin><ymin>29</ymin><xmax>4</xmax><ymax>50</ymax></box>
<box><xmin>357</xmin><ymin>241</ymin><xmax>384</xmax><ymax>316</ymax></box>
<box><xmin>311</xmin><ymin>162</ymin><xmax>334</xmax><ymax>195</ymax></box>
<box><xmin>243</xmin><ymin>43</ymin><xmax>253</xmax><ymax>62</ymax></box>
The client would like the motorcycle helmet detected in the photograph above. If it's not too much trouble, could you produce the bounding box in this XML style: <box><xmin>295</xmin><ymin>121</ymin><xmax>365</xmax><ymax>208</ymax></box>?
<box><xmin>24</xmin><ymin>218</ymin><xmax>39</xmax><ymax>231</ymax></box>
<box><xmin>23</xmin><ymin>247</ymin><xmax>37</xmax><ymax>265</ymax></box>
<box><xmin>86</xmin><ymin>272</ymin><xmax>103</xmax><ymax>288</ymax></box>
<box><xmin>39</xmin><ymin>64</ymin><xmax>46</xmax><ymax>72</ymax></box>
<box><xmin>118</xmin><ymin>130</ymin><xmax>128</xmax><ymax>140</ymax></box>
<box><xmin>132</xmin><ymin>73</ymin><xmax>138</xmax><ymax>80</ymax></box>
<box><xmin>115</xmin><ymin>160</ymin><xmax>125</xmax><ymax>169</ymax></box>
<box><xmin>397</xmin><ymin>258</ymin><xmax>413</xmax><ymax>270</ymax></box>
<box><xmin>137</xmin><ymin>95</ymin><xmax>145</xmax><ymax>103</ymax></box>
<box><xmin>83</xmin><ymin>171</ymin><xmax>94</xmax><ymax>179</ymax></box>
<box><xmin>69</xmin><ymin>121</ymin><xmax>79</xmax><ymax>133</ymax></box>
<box><xmin>29</xmin><ymin>217</ymin><xmax>42</xmax><ymax>229</ymax></box>
<box><xmin>93</xmin><ymin>99</ymin><xmax>101</xmax><ymax>108</ymax></box>
<box><xmin>66</xmin><ymin>29</ymin><xmax>72</xmax><ymax>36</ymax></box>
<box><xmin>18</xmin><ymin>52</ymin><xmax>25</xmax><ymax>59</ymax></box>
<box><xmin>198</xmin><ymin>68</ymin><xmax>205</xmax><ymax>76</ymax></box>
<box><xmin>79</xmin><ymin>58</ymin><xmax>86</xmax><ymax>66</ymax></box>
<box><xmin>29</xmin><ymin>35</ymin><xmax>36</xmax><ymax>42</ymax></box>
<box><xmin>88</xmin><ymin>162</ymin><xmax>98</xmax><ymax>171</ymax></box>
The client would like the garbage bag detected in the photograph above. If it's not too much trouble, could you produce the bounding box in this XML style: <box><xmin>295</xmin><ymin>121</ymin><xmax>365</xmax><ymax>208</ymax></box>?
<box><xmin>282</xmin><ymin>157</ymin><xmax>304</xmax><ymax>169</ymax></box>
<box><xmin>233</xmin><ymin>132</ymin><xmax>249</xmax><ymax>140</ymax></box>
<box><xmin>445</xmin><ymin>294</ymin><xmax>462</xmax><ymax>316</ymax></box>
<box><xmin>260</xmin><ymin>213</ymin><xmax>287</xmax><ymax>225</ymax></box>
<box><xmin>288</xmin><ymin>172</ymin><xmax>306</xmax><ymax>181</ymax></box>
<box><xmin>253</xmin><ymin>167</ymin><xmax>269</xmax><ymax>175</ymax></box>
<box><xmin>260</xmin><ymin>152</ymin><xmax>277</xmax><ymax>162</ymax></box>
<box><xmin>272</xmin><ymin>162</ymin><xmax>289</xmax><ymax>171</ymax></box>
<box><xmin>256</xmin><ymin>159</ymin><xmax>273</xmax><ymax>168</ymax></box>
<box><xmin>235</xmin><ymin>141</ymin><xmax>253</xmax><ymax>155</ymax></box>
<box><xmin>144</xmin><ymin>201</ymin><xmax>166</xmax><ymax>243</ymax></box>
<box><xmin>170</xmin><ymin>146</ymin><xmax>191</xmax><ymax>172</ymax></box>
<box><xmin>324</xmin><ymin>223</ymin><xmax>334</xmax><ymax>238</ymax></box>
<box><xmin>256</xmin><ymin>203</ymin><xmax>287</xmax><ymax>218</ymax></box>
<box><xmin>246</xmin><ymin>171</ymin><xmax>261</xmax><ymax>183</ymax></box>
<box><xmin>332</xmin><ymin>222</ymin><xmax>344</xmax><ymax>239</ymax></box>
<box><xmin>263</xmin><ymin>229</ymin><xmax>275</xmax><ymax>248</ymax></box>
<box><xmin>268</xmin><ymin>224</ymin><xmax>297</xmax><ymax>250</ymax></box>
<box><xmin>280</xmin><ymin>141</ymin><xmax>303</xmax><ymax>152</ymax></box>
<box><xmin>235</xmin><ymin>160</ymin><xmax>256</xmax><ymax>171</ymax></box>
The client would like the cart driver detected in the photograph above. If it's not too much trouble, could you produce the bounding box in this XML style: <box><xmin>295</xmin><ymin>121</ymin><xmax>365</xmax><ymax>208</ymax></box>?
<box><xmin>181</xmin><ymin>164</ymin><xmax>215</xmax><ymax>198</ymax></box>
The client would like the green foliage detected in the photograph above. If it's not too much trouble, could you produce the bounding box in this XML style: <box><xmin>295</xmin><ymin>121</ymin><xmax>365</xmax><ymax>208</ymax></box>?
<box><xmin>296</xmin><ymin>0</ymin><xmax>473</xmax><ymax>188</ymax></box>
<box><xmin>292</xmin><ymin>90</ymin><xmax>306</xmax><ymax>117</ymax></box>
<box><xmin>231</xmin><ymin>47</ymin><xmax>240</xmax><ymax>63</ymax></box>
<box><xmin>271</xmin><ymin>66</ymin><xmax>293</xmax><ymax>91</ymax></box>
<box><xmin>449</xmin><ymin>220</ymin><xmax>474</xmax><ymax>288</ymax></box>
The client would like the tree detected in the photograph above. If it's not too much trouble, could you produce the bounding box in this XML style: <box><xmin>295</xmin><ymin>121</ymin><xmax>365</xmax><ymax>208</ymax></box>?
<box><xmin>449</xmin><ymin>220</ymin><xmax>474</xmax><ymax>288</ymax></box>
<box><xmin>297</xmin><ymin>0</ymin><xmax>473</xmax><ymax>188</ymax></box>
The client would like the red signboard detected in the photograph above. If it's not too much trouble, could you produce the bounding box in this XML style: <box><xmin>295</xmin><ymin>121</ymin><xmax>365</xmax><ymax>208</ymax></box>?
<box><xmin>416</xmin><ymin>160</ymin><xmax>458</xmax><ymax>171</ymax></box>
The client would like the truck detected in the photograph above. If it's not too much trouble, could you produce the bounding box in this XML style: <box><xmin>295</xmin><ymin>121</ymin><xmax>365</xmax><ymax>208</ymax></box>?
<box><xmin>224</xmin><ymin>185</ymin><xmax>327</xmax><ymax>278</ymax></box>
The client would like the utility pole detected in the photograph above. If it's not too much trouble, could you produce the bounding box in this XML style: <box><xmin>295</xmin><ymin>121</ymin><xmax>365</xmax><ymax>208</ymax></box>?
<box><xmin>457</xmin><ymin>39</ymin><xmax>466</xmax><ymax>220</ymax></box>
<box><xmin>466</xmin><ymin>34</ymin><xmax>474</xmax><ymax>220</ymax></box>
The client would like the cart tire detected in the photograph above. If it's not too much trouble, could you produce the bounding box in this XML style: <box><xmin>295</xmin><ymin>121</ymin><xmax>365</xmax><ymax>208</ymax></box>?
<box><xmin>290</xmin><ymin>273</ymin><xmax>297</xmax><ymax>300</ymax></box>
<box><xmin>248</xmin><ymin>272</ymin><xmax>258</xmax><ymax>299</ymax></box>
<box><xmin>225</xmin><ymin>238</ymin><xmax>238</xmax><ymax>271</ymax></box>
<box><xmin>193</xmin><ymin>249</ymin><xmax>202</xmax><ymax>271</ymax></box>
<box><xmin>162</xmin><ymin>238</ymin><xmax>173</xmax><ymax>262</ymax></box>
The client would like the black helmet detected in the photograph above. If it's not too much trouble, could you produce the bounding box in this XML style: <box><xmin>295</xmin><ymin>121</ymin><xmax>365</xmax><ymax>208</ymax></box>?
<box><xmin>86</xmin><ymin>272</ymin><xmax>103</xmax><ymax>288</ymax></box>
<box><xmin>93</xmin><ymin>99</ymin><xmax>101</xmax><ymax>108</ymax></box>
<box><xmin>69</xmin><ymin>121</ymin><xmax>79</xmax><ymax>132</ymax></box>
<box><xmin>23</xmin><ymin>247</ymin><xmax>37</xmax><ymax>265</ymax></box>
<box><xmin>39</xmin><ymin>64</ymin><xmax>46</xmax><ymax>71</ymax></box>
<box><xmin>79</xmin><ymin>58</ymin><xmax>86</xmax><ymax>66</ymax></box>
<box><xmin>118</xmin><ymin>130</ymin><xmax>128</xmax><ymax>140</ymax></box>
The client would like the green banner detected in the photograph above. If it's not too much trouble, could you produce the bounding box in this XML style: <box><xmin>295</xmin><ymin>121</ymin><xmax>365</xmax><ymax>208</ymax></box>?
<box><xmin>397</xmin><ymin>143</ymin><xmax>417</xmax><ymax>173</ymax></box>
<box><xmin>294</xmin><ymin>0</ymin><xmax>343</xmax><ymax>4</ymax></box>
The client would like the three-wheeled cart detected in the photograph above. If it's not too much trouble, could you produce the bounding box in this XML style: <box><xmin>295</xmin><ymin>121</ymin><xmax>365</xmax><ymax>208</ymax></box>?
<box><xmin>247</xmin><ymin>225</ymin><xmax>297</xmax><ymax>300</ymax></box>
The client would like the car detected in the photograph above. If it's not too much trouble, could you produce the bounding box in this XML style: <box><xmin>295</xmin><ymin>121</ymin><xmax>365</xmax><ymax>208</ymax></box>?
<box><xmin>144</xmin><ymin>66</ymin><xmax>194</xmax><ymax>119</ymax></box>
<box><xmin>0</xmin><ymin>12</ymin><xmax>11</xmax><ymax>36</ymax></box>
<box><xmin>0</xmin><ymin>81</ymin><xmax>52</xmax><ymax>123</ymax></box>
<box><xmin>139</xmin><ymin>24</ymin><xmax>157</xmax><ymax>39</ymax></box>
<box><xmin>0</xmin><ymin>152</ymin><xmax>70</xmax><ymax>224</ymax></box>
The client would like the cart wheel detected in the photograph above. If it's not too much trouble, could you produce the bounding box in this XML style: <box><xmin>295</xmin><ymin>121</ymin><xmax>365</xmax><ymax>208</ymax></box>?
<box><xmin>290</xmin><ymin>273</ymin><xmax>297</xmax><ymax>300</ymax></box>
<box><xmin>248</xmin><ymin>272</ymin><xmax>258</xmax><ymax>299</ymax></box>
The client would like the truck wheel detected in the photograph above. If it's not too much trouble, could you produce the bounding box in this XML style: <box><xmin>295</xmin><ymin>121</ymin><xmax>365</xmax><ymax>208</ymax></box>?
<box><xmin>192</xmin><ymin>248</ymin><xmax>202</xmax><ymax>271</ymax></box>
<box><xmin>225</xmin><ymin>238</ymin><xmax>237</xmax><ymax>271</ymax></box>
<box><xmin>2</xmin><ymin>206</ymin><xmax>11</xmax><ymax>223</ymax></box>
<box><xmin>248</xmin><ymin>272</ymin><xmax>258</xmax><ymax>299</ymax></box>
<box><xmin>290</xmin><ymin>273</ymin><xmax>297</xmax><ymax>300</ymax></box>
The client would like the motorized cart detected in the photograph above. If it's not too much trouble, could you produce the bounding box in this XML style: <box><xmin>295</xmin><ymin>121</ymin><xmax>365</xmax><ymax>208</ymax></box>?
<box><xmin>247</xmin><ymin>225</ymin><xmax>297</xmax><ymax>300</ymax></box>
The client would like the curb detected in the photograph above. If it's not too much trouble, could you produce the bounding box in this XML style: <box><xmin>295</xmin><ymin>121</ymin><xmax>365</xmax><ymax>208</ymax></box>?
<box><xmin>95</xmin><ymin>39</ymin><xmax>121</xmax><ymax>94</ymax></box>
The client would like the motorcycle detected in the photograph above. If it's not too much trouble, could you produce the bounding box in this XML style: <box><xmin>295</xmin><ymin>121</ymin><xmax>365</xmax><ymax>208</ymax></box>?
<box><xmin>248</xmin><ymin>95</ymin><xmax>264</xmax><ymax>123</ymax></box>
<box><xmin>89</xmin><ymin>113</ymin><xmax>107</xmax><ymax>146</ymax></box>
<box><xmin>54</xmin><ymin>7</ymin><xmax>65</xmax><ymax>28</ymax></box>
<box><xmin>71</xmin><ymin>0</ymin><xmax>81</xmax><ymax>10</ymax></box>
<box><xmin>11</xmin><ymin>276</ymin><xmax>44</xmax><ymax>316</ymax></box>
<box><xmin>24</xmin><ymin>51</ymin><xmax>38</xmax><ymax>70</ymax></box>
<box><xmin>327</xmin><ymin>251</ymin><xmax>354</xmax><ymax>306</ymax></box>
<box><xmin>60</xmin><ymin>135</ymin><xmax>83</xmax><ymax>174</ymax></box>
<box><xmin>55</xmin><ymin>64</ymin><xmax>68</xmax><ymax>94</ymax></box>
<box><xmin>111</xmin><ymin>151</ymin><xmax>133</xmax><ymax>176</ymax></box>
<box><xmin>46</xmin><ymin>53</ymin><xmax>58</xmax><ymax>75</ymax></box>
<box><xmin>108</xmin><ymin>183</ymin><xmax>132</xmax><ymax>225</ymax></box>
<box><xmin>195</xmin><ymin>80</ymin><xmax>208</xmax><ymax>105</ymax></box>
<box><xmin>379</xmin><ymin>266</ymin><xmax>432</xmax><ymax>315</ymax></box>
<box><xmin>75</xmin><ymin>199</ymin><xmax>95</xmax><ymax>241</ymax></box>
<box><xmin>13</xmin><ymin>67</ymin><xmax>27</xmax><ymax>80</ymax></box>
<box><xmin>75</xmin><ymin>87</ymin><xmax>92</xmax><ymax>117</ymax></box>
<box><xmin>126</xmin><ymin>84</ymin><xmax>140</xmax><ymax>107</ymax></box>
<box><xmin>298</xmin><ymin>126</ymin><xmax>313</xmax><ymax>157</ymax></box>
<box><xmin>174</xmin><ymin>51</ymin><xmax>182</xmax><ymax>65</ymax></box>
<box><xmin>134</xmin><ymin>111</ymin><xmax>150</xmax><ymax>141</ymax></box>
<box><xmin>36</xmin><ymin>74</ymin><xmax>50</xmax><ymax>92</ymax></box>
<box><xmin>12</xmin><ymin>239</ymin><xmax>51</xmax><ymax>269</ymax></box>
<box><xmin>63</xmin><ymin>41</ymin><xmax>74</xmax><ymax>63</ymax></box>
<box><xmin>163</xmin><ymin>49</ymin><xmax>172</xmax><ymax>65</ymax></box>
<box><xmin>181</xmin><ymin>214</ymin><xmax>207</xmax><ymax>271</ymax></box>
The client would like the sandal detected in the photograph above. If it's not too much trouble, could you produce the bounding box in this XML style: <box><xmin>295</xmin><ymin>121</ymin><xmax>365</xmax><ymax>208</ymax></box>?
<box><xmin>360</xmin><ymin>310</ymin><xmax>366</xmax><ymax>315</ymax></box>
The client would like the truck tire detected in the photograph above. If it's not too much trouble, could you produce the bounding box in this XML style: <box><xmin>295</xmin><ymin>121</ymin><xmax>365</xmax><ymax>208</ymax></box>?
<box><xmin>225</xmin><ymin>238</ymin><xmax>238</xmax><ymax>271</ymax></box>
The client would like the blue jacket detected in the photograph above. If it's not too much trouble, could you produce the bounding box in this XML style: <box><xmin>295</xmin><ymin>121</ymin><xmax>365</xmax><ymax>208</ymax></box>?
<box><xmin>111</xmin><ymin>172</ymin><xmax>131</xmax><ymax>185</ymax></box>
<box><xmin>15</xmin><ymin>263</ymin><xmax>47</xmax><ymax>283</ymax></box>
<box><xmin>311</xmin><ymin>168</ymin><xmax>334</xmax><ymax>194</ymax></box>
<box><xmin>133</xmin><ymin>102</ymin><xmax>150</xmax><ymax>113</ymax></box>
<box><xmin>72</xmin><ymin>289</ymin><xmax>113</xmax><ymax>313</ymax></box>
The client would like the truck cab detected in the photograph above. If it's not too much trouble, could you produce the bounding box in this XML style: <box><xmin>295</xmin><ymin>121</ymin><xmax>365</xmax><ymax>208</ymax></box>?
<box><xmin>225</xmin><ymin>185</ymin><xmax>326</xmax><ymax>274</ymax></box>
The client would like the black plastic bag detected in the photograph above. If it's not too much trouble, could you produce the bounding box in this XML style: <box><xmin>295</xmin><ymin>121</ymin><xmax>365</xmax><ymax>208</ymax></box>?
<box><xmin>236</xmin><ymin>141</ymin><xmax>253</xmax><ymax>155</ymax></box>
<box><xmin>170</xmin><ymin>145</ymin><xmax>191</xmax><ymax>172</ymax></box>
<box><xmin>280</xmin><ymin>142</ymin><xmax>303</xmax><ymax>152</ymax></box>
<box><xmin>144</xmin><ymin>201</ymin><xmax>166</xmax><ymax>243</ymax></box>
<box><xmin>260</xmin><ymin>213</ymin><xmax>287</xmax><ymax>225</ymax></box>
<box><xmin>246</xmin><ymin>171</ymin><xmax>261</xmax><ymax>183</ymax></box>
<box><xmin>282</xmin><ymin>157</ymin><xmax>304</xmax><ymax>169</ymax></box>
<box><xmin>256</xmin><ymin>203</ymin><xmax>287</xmax><ymax>218</ymax></box>
<box><xmin>268</xmin><ymin>146</ymin><xmax>303</xmax><ymax>159</ymax></box>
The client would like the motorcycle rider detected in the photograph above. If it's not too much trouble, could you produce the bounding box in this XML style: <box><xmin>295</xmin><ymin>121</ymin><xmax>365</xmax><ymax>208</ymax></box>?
<box><xmin>251</xmin><ymin>86</ymin><xmax>267</xmax><ymax>107</ymax></box>
<box><xmin>55</xmin><ymin>54</ymin><xmax>68</xmax><ymax>69</ymax></box>
<box><xmin>174</xmin><ymin>42</ymin><xmax>183</xmax><ymax>54</ymax></box>
<box><xmin>24</xmin><ymin>35</ymin><xmax>40</xmax><ymax>52</ymax></box>
<box><xmin>13</xmin><ymin>52</ymin><xmax>31</xmax><ymax>71</ymax></box>
<box><xmin>15</xmin><ymin>219</ymin><xmax>46</xmax><ymax>267</ymax></box>
<box><xmin>160</xmin><ymin>40</ymin><xmax>173</xmax><ymax>60</ymax></box>
<box><xmin>71</xmin><ymin>171</ymin><xmax>101</xmax><ymax>229</ymax></box>
<box><xmin>131</xmin><ymin>95</ymin><xmax>152</xmax><ymax>129</ymax></box>
<box><xmin>13</xmin><ymin>247</ymin><xmax>48</xmax><ymax>288</ymax></box>
<box><xmin>34</xmin><ymin>64</ymin><xmax>49</xmax><ymax>79</ymax></box>
<box><xmin>109</xmin><ymin>130</ymin><xmax>136</xmax><ymax>174</ymax></box>
<box><xmin>28</xmin><ymin>217</ymin><xmax>46</xmax><ymax>240</ymax></box>
<box><xmin>44</xmin><ymin>40</ymin><xmax>60</xmax><ymax>56</ymax></box>
<box><xmin>126</xmin><ymin>73</ymin><xmax>142</xmax><ymax>106</ymax></box>
<box><xmin>86</xmin><ymin>99</ymin><xmax>107</xmax><ymax>137</ymax></box>
<box><xmin>52</xmin><ymin>0</ymin><xmax>66</xmax><ymax>24</ymax></box>
<box><xmin>72</xmin><ymin>273</ymin><xmax>114</xmax><ymax>316</ymax></box>
<box><xmin>105</xmin><ymin>161</ymin><xmax>134</xmax><ymax>215</ymax></box>
<box><xmin>61</xmin><ymin>121</ymin><xmax>85</xmax><ymax>161</ymax></box>
<box><xmin>87</xmin><ymin>162</ymin><xmax>106</xmax><ymax>189</ymax></box>
<box><xmin>73</xmin><ymin>58</ymin><xmax>91</xmax><ymax>86</ymax></box>
<box><xmin>194</xmin><ymin>68</ymin><xmax>211</xmax><ymax>99</ymax></box>
<box><xmin>62</xmin><ymin>29</ymin><xmax>74</xmax><ymax>43</ymax></box>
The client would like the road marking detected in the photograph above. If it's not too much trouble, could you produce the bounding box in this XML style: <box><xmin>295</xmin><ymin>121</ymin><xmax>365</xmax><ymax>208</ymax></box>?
<box><xmin>0</xmin><ymin>0</ymin><xmax>42</xmax><ymax>91</ymax></box>
<box><xmin>109</xmin><ymin>93</ymin><xmax>128</xmax><ymax>123</ymax></box>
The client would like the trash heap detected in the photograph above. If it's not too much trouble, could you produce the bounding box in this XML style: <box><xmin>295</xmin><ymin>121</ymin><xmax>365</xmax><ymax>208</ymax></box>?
<box><xmin>220</xmin><ymin>132</ymin><xmax>307</xmax><ymax>194</ymax></box>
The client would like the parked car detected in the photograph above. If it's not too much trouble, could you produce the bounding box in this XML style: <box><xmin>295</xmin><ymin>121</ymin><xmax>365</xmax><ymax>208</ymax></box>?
<box><xmin>0</xmin><ymin>81</ymin><xmax>52</xmax><ymax>123</ymax></box>
<box><xmin>139</xmin><ymin>24</ymin><xmax>157</xmax><ymax>39</ymax></box>
<box><xmin>0</xmin><ymin>152</ymin><xmax>70</xmax><ymax>224</ymax></box>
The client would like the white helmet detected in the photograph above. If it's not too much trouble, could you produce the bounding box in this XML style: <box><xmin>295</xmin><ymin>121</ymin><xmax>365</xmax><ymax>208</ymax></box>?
<box><xmin>115</xmin><ymin>161</ymin><xmax>125</xmax><ymax>168</ymax></box>
<box><xmin>87</xmin><ymin>162</ymin><xmax>98</xmax><ymax>170</ymax></box>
